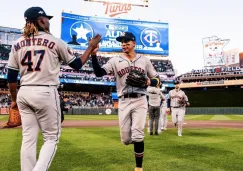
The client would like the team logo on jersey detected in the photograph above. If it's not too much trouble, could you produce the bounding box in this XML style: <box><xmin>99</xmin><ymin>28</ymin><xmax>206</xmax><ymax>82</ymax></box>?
<box><xmin>140</xmin><ymin>28</ymin><xmax>163</xmax><ymax>51</ymax></box>
<box><xmin>69</xmin><ymin>21</ymin><xmax>94</xmax><ymax>45</ymax></box>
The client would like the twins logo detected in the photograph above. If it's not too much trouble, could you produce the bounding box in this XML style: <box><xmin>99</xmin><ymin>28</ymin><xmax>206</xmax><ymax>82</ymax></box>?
<box><xmin>140</xmin><ymin>27</ymin><xmax>162</xmax><ymax>48</ymax></box>
<box><xmin>69</xmin><ymin>21</ymin><xmax>94</xmax><ymax>45</ymax></box>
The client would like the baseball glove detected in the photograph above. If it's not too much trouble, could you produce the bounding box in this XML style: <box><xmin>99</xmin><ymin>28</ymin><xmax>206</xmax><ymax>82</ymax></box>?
<box><xmin>126</xmin><ymin>70</ymin><xmax>147</xmax><ymax>88</ymax></box>
<box><xmin>2</xmin><ymin>108</ymin><xmax>22</xmax><ymax>128</ymax></box>
<box><xmin>178</xmin><ymin>97</ymin><xmax>186</xmax><ymax>107</ymax></box>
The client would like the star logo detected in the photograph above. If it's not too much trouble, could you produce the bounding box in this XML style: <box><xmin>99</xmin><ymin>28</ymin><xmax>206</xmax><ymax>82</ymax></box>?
<box><xmin>70</xmin><ymin>21</ymin><xmax>94</xmax><ymax>44</ymax></box>
<box><xmin>72</xmin><ymin>24</ymin><xmax>90</xmax><ymax>40</ymax></box>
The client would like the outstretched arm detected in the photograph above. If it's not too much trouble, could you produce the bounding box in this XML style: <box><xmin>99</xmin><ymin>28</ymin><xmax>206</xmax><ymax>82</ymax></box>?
<box><xmin>91</xmin><ymin>55</ymin><xmax>107</xmax><ymax>77</ymax></box>
<box><xmin>58</xmin><ymin>34</ymin><xmax>101</xmax><ymax>70</ymax></box>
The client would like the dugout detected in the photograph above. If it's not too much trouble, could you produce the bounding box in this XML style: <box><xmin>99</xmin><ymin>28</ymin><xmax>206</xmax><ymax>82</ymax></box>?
<box><xmin>178</xmin><ymin>79</ymin><xmax>243</xmax><ymax>114</ymax></box>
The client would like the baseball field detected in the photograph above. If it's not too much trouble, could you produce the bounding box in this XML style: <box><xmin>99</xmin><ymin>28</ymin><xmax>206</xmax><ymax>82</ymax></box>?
<box><xmin>0</xmin><ymin>114</ymin><xmax>243</xmax><ymax>171</ymax></box>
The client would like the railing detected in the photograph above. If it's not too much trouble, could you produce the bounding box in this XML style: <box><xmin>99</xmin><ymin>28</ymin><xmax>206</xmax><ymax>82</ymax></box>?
<box><xmin>65</xmin><ymin>107</ymin><xmax>243</xmax><ymax>115</ymax></box>
<box><xmin>67</xmin><ymin>107</ymin><xmax>118</xmax><ymax>115</ymax></box>
<box><xmin>185</xmin><ymin>107</ymin><xmax>243</xmax><ymax>114</ymax></box>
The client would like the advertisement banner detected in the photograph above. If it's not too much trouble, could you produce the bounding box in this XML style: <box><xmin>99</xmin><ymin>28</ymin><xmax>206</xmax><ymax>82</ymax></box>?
<box><xmin>59</xmin><ymin>78</ymin><xmax>116</xmax><ymax>86</ymax></box>
<box><xmin>0</xmin><ymin>108</ymin><xmax>9</xmax><ymax>115</ymax></box>
<box><xmin>202</xmin><ymin>36</ymin><xmax>230</xmax><ymax>67</ymax></box>
<box><xmin>197</xmin><ymin>80</ymin><xmax>224</xmax><ymax>85</ymax></box>
<box><xmin>61</xmin><ymin>12</ymin><xmax>169</xmax><ymax>56</ymax></box>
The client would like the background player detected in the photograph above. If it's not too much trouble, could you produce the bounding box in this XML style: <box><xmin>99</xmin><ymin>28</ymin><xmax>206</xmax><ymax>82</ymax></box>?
<box><xmin>91</xmin><ymin>32</ymin><xmax>160</xmax><ymax>171</ymax></box>
<box><xmin>159</xmin><ymin>92</ymin><xmax>168</xmax><ymax>131</ymax></box>
<box><xmin>147</xmin><ymin>83</ymin><xmax>165</xmax><ymax>135</ymax></box>
<box><xmin>166</xmin><ymin>81</ymin><xmax>189</xmax><ymax>136</ymax></box>
<box><xmin>7</xmin><ymin>6</ymin><xmax>101</xmax><ymax>171</ymax></box>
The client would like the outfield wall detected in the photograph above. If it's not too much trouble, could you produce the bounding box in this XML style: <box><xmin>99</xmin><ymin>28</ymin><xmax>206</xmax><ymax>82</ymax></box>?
<box><xmin>66</xmin><ymin>107</ymin><xmax>243</xmax><ymax>115</ymax></box>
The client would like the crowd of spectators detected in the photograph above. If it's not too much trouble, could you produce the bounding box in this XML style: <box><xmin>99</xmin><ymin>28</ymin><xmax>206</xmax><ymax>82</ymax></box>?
<box><xmin>60</xmin><ymin>92</ymin><xmax>113</xmax><ymax>108</ymax></box>
<box><xmin>0</xmin><ymin>90</ymin><xmax>113</xmax><ymax>109</ymax></box>
<box><xmin>0</xmin><ymin>46</ymin><xmax>175</xmax><ymax>82</ymax></box>
<box><xmin>0</xmin><ymin>90</ymin><xmax>10</xmax><ymax>108</ymax></box>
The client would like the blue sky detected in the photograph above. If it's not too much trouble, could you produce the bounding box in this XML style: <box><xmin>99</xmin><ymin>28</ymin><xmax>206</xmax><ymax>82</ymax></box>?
<box><xmin>0</xmin><ymin>0</ymin><xmax>242</xmax><ymax>75</ymax></box>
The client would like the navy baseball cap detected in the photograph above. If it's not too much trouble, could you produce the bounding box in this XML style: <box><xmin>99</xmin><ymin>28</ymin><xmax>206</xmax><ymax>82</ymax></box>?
<box><xmin>24</xmin><ymin>7</ymin><xmax>53</xmax><ymax>21</ymax></box>
<box><xmin>174</xmin><ymin>80</ymin><xmax>180</xmax><ymax>85</ymax></box>
<box><xmin>116</xmin><ymin>32</ymin><xmax>136</xmax><ymax>42</ymax></box>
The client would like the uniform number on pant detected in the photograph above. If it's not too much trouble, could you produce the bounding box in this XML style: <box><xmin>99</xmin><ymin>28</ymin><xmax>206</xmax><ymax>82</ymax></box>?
<box><xmin>21</xmin><ymin>50</ymin><xmax>45</xmax><ymax>71</ymax></box>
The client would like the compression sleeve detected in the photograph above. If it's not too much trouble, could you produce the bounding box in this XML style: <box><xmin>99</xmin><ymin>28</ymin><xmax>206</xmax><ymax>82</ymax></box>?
<box><xmin>167</xmin><ymin>99</ymin><xmax>171</xmax><ymax>108</ymax></box>
<box><xmin>7</xmin><ymin>68</ymin><xmax>19</xmax><ymax>83</ymax></box>
<box><xmin>91</xmin><ymin>55</ymin><xmax>107</xmax><ymax>77</ymax></box>
<box><xmin>68</xmin><ymin>58</ymin><xmax>82</xmax><ymax>70</ymax></box>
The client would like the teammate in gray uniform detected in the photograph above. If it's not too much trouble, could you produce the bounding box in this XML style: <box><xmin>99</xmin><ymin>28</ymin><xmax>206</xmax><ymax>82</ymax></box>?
<box><xmin>167</xmin><ymin>81</ymin><xmax>189</xmax><ymax>136</ymax></box>
<box><xmin>91</xmin><ymin>32</ymin><xmax>160</xmax><ymax>171</ymax></box>
<box><xmin>7</xmin><ymin>6</ymin><xmax>101</xmax><ymax>171</ymax></box>
<box><xmin>147</xmin><ymin>84</ymin><xmax>165</xmax><ymax>135</ymax></box>
<box><xmin>159</xmin><ymin>92</ymin><xmax>168</xmax><ymax>131</ymax></box>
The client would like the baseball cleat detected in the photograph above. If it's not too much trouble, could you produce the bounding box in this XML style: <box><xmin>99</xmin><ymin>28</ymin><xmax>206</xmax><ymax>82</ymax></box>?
<box><xmin>155</xmin><ymin>131</ymin><xmax>159</xmax><ymax>135</ymax></box>
<box><xmin>147</xmin><ymin>128</ymin><xmax>150</xmax><ymax>133</ymax></box>
<box><xmin>164</xmin><ymin>127</ymin><xmax>167</xmax><ymax>130</ymax></box>
<box><xmin>158</xmin><ymin>130</ymin><xmax>162</xmax><ymax>134</ymax></box>
<box><xmin>150</xmin><ymin>132</ymin><xmax>153</xmax><ymax>135</ymax></box>
<box><xmin>178</xmin><ymin>130</ymin><xmax>182</xmax><ymax>136</ymax></box>
<box><xmin>135</xmin><ymin>167</ymin><xmax>143</xmax><ymax>171</ymax></box>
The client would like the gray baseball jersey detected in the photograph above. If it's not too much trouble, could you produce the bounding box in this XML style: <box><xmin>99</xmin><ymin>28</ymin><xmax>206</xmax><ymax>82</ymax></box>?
<box><xmin>102</xmin><ymin>54</ymin><xmax>157</xmax><ymax>97</ymax></box>
<box><xmin>7</xmin><ymin>31</ymin><xmax>76</xmax><ymax>171</ymax></box>
<box><xmin>168</xmin><ymin>89</ymin><xmax>187</xmax><ymax>107</ymax></box>
<box><xmin>7</xmin><ymin>31</ymin><xmax>76</xmax><ymax>86</ymax></box>
<box><xmin>103</xmin><ymin>54</ymin><xmax>157</xmax><ymax>145</ymax></box>
<box><xmin>147</xmin><ymin>86</ymin><xmax>165</xmax><ymax>106</ymax></box>
<box><xmin>161</xmin><ymin>94</ymin><xmax>168</xmax><ymax>107</ymax></box>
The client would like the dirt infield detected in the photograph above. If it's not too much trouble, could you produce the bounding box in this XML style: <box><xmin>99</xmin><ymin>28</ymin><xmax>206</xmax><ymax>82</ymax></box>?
<box><xmin>2</xmin><ymin>120</ymin><xmax>243</xmax><ymax>129</ymax></box>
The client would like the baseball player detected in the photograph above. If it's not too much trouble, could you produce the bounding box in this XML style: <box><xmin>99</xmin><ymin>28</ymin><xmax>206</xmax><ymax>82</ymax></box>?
<box><xmin>147</xmin><ymin>83</ymin><xmax>165</xmax><ymax>135</ymax></box>
<box><xmin>159</xmin><ymin>93</ymin><xmax>168</xmax><ymax>131</ymax></box>
<box><xmin>7</xmin><ymin>6</ymin><xmax>101</xmax><ymax>171</ymax></box>
<box><xmin>167</xmin><ymin>81</ymin><xmax>189</xmax><ymax>136</ymax></box>
<box><xmin>91</xmin><ymin>32</ymin><xmax>160</xmax><ymax>171</ymax></box>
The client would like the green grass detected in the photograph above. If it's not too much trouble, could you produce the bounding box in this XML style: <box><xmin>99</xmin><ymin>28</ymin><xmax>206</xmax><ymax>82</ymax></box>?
<box><xmin>0</xmin><ymin>127</ymin><xmax>243</xmax><ymax>171</ymax></box>
<box><xmin>0</xmin><ymin>115</ymin><xmax>8</xmax><ymax>121</ymax></box>
<box><xmin>1</xmin><ymin>114</ymin><xmax>243</xmax><ymax>121</ymax></box>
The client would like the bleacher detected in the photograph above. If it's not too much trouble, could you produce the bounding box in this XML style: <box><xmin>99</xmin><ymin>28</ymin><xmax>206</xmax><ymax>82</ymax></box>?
<box><xmin>0</xmin><ymin>44</ymin><xmax>175</xmax><ymax>82</ymax></box>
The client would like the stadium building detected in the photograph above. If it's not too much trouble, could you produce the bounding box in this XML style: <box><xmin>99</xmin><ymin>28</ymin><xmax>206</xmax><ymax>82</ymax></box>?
<box><xmin>0</xmin><ymin>21</ymin><xmax>175</xmax><ymax>115</ymax></box>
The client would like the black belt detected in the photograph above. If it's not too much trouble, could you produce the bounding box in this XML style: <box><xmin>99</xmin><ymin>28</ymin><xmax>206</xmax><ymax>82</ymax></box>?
<box><xmin>119</xmin><ymin>93</ymin><xmax>145</xmax><ymax>98</ymax></box>
<box><xmin>21</xmin><ymin>85</ymin><xmax>57</xmax><ymax>87</ymax></box>
<box><xmin>171</xmin><ymin>106</ymin><xmax>182</xmax><ymax>108</ymax></box>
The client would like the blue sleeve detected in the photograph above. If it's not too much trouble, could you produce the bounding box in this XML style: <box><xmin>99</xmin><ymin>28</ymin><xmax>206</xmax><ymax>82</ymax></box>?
<box><xmin>91</xmin><ymin>55</ymin><xmax>107</xmax><ymax>77</ymax></box>
<box><xmin>167</xmin><ymin>99</ymin><xmax>171</xmax><ymax>108</ymax></box>
<box><xmin>7</xmin><ymin>68</ymin><xmax>19</xmax><ymax>83</ymax></box>
<box><xmin>68</xmin><ymin>58</ymin><xmax>82</xmax><ymax>70</ymax></box>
